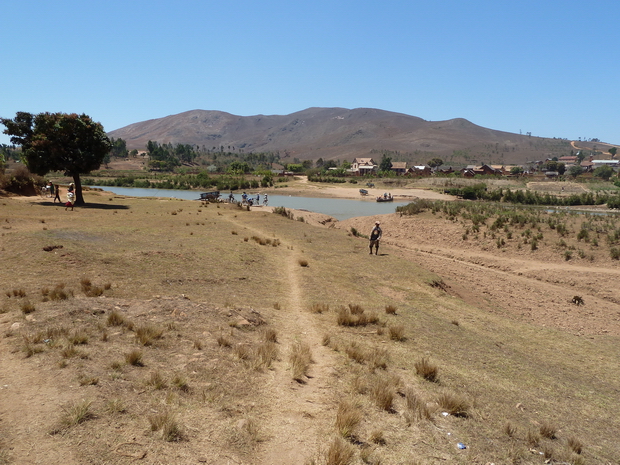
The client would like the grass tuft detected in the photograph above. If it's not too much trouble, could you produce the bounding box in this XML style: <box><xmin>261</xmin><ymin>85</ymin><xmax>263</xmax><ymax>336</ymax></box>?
<box><xmin>539</xmin><ymin>420</ymin><xmax>557</xmax><ymax>439</ymax></box>
<box><xmin>388</xmin><ymin>324</ymin><xmax>405</xmax><ymax>341</ymax></box>
<box><xmin>325</xmin><ymin>436</ymin><xmax>355</xmax><ymax>465</ymax></box>
<box><xmin>384</xmin><ymin>305</ymin><xmax>397</xmax><ymax>315</ymax></box>
<box><xmin>437</xmin><ymin>391</ymin><xmax>469</xmax><ymax>417</ymax></box>
<box><xmin>135</xmin><ymin>324</ymin><xmax>164</xmax><ymax>346</ymax></box>
<box><xmin>289</xmin><ymin>341</ymin><xmax>313</xmax><ymax>382</ymax></box>
<box><xmin>125</xmin><ymin>349</ymin><xmax>144</xmax><ymax>366</ymax></box>
<box><xmin>414</xmin><ymin>357</ymin><xmax>439</xmax><ymax>382</ymax></box>
<box><xmin>335</xmin><ymin>399</ymin><xmax>362</xmax><ymax>439</ymax></box>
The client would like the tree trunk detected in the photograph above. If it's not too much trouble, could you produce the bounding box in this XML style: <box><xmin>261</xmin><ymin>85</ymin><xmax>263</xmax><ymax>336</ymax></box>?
<box><xmin>72</xmin><ymin>174</ymin><xmax>85</xmax><ymax>206</ymax></box>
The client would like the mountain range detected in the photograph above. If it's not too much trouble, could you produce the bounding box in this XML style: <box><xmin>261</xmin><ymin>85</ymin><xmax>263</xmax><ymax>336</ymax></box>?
<box><xmin>107</xmin><ymin>107</ymin><xmax>575</xmax><ymax>166</ymax></box>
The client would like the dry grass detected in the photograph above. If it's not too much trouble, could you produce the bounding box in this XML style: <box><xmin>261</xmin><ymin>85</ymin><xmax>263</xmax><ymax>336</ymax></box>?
<box><xmin>414</xmin><ymin>357</ymin><xmax>438</xmax><ymax>383</ymax></box>
<box><xmin>335</xmin><ymin>399</ymin><xmax>362</xmax><ymax>439</ymax></box>
<box><xmin>336</xmin><ymin>306</ymin><xmax>380</xmax><ymax>327</ymax></box>
<box><xmin>2</xmin><ymin>191</ymin><xmax>620</xmax><ymax>463</ymax></box>
<box><xmin>20</xmin><ymin>301</ymin><xmax>36</xmax><ymax>314</ymax></box>
<box><xmin>262</xmin><ymin>327</ymin><xmax>278</xmax><ymax>343</ymax></box>
<box><xmin>146</xmin><ymin>370</ymin><xmax>167</xmax><ymax>390</ymax></box>
<box><xmin>388</xmin><ymin>324</ymin><xmax>405</xmax><ymax>341</ymax></box>
<box><xmin>539</xmin><ymin>420</ymin><xmax>557</xmax><ymax>439</ymax></box>
<box><xmin>384</xmin><ymin>305</ymin><xmax>397</xmax><ymax>315</ymax></box>
<box><xmin>149</xmin><ymin>410</ymin><xmax>185</xmax><ymax>442</ymax></box>
<box><xmin>310</xmin><ymin>302</ymin><xmax>330</xmax><ymax>314</ymax></box>
<box><xmin>437</xmin><ymin>390</ymin><xmax>470</xmax><ymax>417</ymax></box>
<box><xmin>135</xmin><ymin>324</ymin><xmax>164</xmax><ymax>346</ymax></box>
<box><xmin>404</xmin><ymin>386</ymin><xmax>432</xmax><ymax>423</ymax></box>
<box><xmin>567</xmin><ymin>436</ymin><xmax>583</xmax><ymax>454</ymax></box>
<box><xmin>369</xmin><ymin>373</ymin><xmax>395</xmax><ymax>412</ymax></box>
<box><xmin>289</xmin><ymin>341</ymin><xmax>313</xmax><ymax>382</ymax></box>
<box><xmin>217</xmin><ymin>333</ymin><xmax>232</xmax><ymax>347</ymax></box>
<box><xmin>325</xmin><ymin>436</ymin><xmax>355</xmax><ymax>465</ymax></box>
<box><xmin>53</xmin><ymin>399</ymin><xmax>94</xmax><ymax>432</ymax></box>
<box><xmin>125</xmin><ymin>349</ymin><xmax>144</xmax><ymax>366</ymax></box>
<box><xmin>106</xmin><ymin>310</ymin><xmax>126</xmax><ymax>327</ymax></box>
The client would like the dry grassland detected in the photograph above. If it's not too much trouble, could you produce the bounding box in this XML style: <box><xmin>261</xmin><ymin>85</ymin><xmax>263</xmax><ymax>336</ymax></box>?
<box><xmin>0</xmin><ymin>190</ymin><xmax>619</xmax><ymax>464</ymax></box>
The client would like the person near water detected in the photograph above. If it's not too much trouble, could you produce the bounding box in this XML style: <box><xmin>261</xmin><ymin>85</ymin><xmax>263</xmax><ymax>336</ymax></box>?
<box><xmin>369</xmin><ymin>221</ymin><xmax>382</xmax><ymax>255</ymax></box>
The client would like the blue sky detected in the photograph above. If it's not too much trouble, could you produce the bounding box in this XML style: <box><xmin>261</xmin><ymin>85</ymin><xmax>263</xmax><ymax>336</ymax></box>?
<box><xmin>2</xmin><ymin>0</ymin><xmax>619</xmax><ymax>147</ymax></box>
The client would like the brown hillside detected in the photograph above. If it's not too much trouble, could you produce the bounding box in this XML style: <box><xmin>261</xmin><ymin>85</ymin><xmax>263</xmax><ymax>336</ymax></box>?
<box><xmin>108</xmin><ymin>107</ymin><xmax>573</xmax><ymax>165</ymax></box>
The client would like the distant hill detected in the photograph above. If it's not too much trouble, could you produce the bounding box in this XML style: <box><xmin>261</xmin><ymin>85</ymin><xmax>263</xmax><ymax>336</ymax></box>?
<box><xmin>108</xmin><ymin>107</ymin><xmax>575</xmax><ymax>166</ymax></box>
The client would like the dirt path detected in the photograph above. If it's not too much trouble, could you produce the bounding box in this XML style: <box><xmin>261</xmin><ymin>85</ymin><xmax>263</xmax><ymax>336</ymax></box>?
<box><xmin>0</xmin><ymin>333</ymin><xmax>79</xmax><ymax>465</ymax></box>
<box><xmin>225</xmin><ymin>217</ymin><xmax>337</xmax><ymax>463</ymax></box>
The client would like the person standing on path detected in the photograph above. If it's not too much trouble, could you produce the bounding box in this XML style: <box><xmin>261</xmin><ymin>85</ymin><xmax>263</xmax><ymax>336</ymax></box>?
<box><xmin>53</xmin><ymin>185</ymin><xmax>61</xmax><ymax>203</ymax></box>
<box><xmin>369</xmin><ymin>221</ymin><xmax>382</xmax><ymax>255</ymax></box>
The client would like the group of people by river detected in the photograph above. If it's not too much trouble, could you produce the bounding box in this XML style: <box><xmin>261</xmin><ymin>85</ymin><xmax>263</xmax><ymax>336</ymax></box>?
<box><xmin>232</xmin><ymin>192</ymin><xmax>268</xmax><ymax>206</ymax></box>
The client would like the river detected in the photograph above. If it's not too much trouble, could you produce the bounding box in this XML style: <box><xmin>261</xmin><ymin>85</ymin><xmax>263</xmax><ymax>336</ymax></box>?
<box><xmin>88</xmin><ymin>186</ymin><xmax>409</xmax><ymax>220</ymax></box>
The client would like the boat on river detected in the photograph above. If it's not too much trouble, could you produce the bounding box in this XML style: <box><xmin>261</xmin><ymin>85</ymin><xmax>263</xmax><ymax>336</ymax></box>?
<box><xmin>376</xmin><ymin>194</ymin><xmax>393</xmax><ymax>202</ymax></box>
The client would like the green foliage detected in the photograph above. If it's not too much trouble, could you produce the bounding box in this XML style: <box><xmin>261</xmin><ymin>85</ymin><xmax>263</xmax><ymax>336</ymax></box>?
<box><xmin>1</xmin><ymin>111</ymin><xmax>111</xmax><ymax>205</ymax></box>
<box><xmin>568</xmin><ymin>165</ymin><xmax>584</xmax><ymax>178</ymax></box>
<box><xmin>228</xmin><ymin>161</ymin><xmax>251</xmax><ymax>174</ymax></box>
<box><xmin>428</xmin><ymin>157</ymin><xmax>443</xmax><ymax>168</ymax></box>
<box><xmin>379</xmin><ymin>155</ymin><xmax>392</xmax><ymax>172</ymax></box>
<box><xmin>593</xmin><ymin>165</ymin><xmax>614</xmax><ymax>181</ymax></box>
<box><xmin>109</xmin><ymin>137</ymin><xmax>128</xmax><ymax>158</ymax></box>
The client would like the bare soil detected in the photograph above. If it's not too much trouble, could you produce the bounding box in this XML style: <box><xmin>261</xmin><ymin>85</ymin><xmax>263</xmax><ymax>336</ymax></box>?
<box><xmin>1</xmin><ymin>185</ymin><xmax>619</xmax><ymax>464</ymax></box>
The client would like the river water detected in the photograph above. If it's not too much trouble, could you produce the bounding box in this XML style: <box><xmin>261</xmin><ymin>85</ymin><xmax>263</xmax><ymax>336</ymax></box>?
<box><xmin>88</xmin><ymin>186</ymin><xmax>409</xmax><ymax>220</ymax></box>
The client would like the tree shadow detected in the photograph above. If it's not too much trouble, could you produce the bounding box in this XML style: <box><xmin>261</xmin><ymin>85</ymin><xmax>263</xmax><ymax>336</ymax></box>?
<box><xmin>34</xmin><ymin>201</ymin><xmax>130</xmax><ymax>210</ymax></box>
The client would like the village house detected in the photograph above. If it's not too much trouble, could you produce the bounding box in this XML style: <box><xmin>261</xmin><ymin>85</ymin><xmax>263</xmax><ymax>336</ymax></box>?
<box><xmin>460</xmin><ymin>164</ymin><xmax>502</xmax><ymax>176</ymax></box>
<box><xmin>558</xmin><ymin>156</ymin><xmax>578</xmax><ymax>166</ymax></box>
<box><xmin>592</xmin><ymin>159</ymin><xmax>620</xmax><ymax>170</ymax></box>
<box><xmin>351</xmin><ymin>158</ymin><xmax>378</xmax><ymax>176</ymax></box>
<box><xmin>390</xmin><ymin>161</ymin><xmax>408</xmax><ymax>175</ymax></box>
<box><xmin>409</xmin><ymin>165</ymin><xmax>432</xmax><ymax>176</ymax></box>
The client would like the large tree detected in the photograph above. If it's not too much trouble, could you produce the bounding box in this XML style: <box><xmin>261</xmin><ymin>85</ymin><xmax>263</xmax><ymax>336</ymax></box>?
<box><xmin>1</xmin><ymin>112</ymin><xmax>111</xmax><ymax>205</ymax></box>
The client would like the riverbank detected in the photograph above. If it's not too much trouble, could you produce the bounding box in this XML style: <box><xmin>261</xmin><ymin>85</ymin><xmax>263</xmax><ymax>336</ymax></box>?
<box><xmin>265</xmin><ymin>176</ymin><xmax>455</xmax><ymax>202</ymax></box>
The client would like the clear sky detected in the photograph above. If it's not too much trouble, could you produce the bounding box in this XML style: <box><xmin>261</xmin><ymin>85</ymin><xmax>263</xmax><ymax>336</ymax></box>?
<box><xmin>2</xmin><ymin>0</ymin><xmax>619</xmax><ymax>147</ymax></box>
